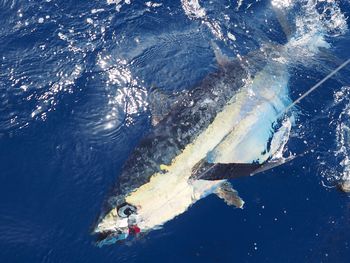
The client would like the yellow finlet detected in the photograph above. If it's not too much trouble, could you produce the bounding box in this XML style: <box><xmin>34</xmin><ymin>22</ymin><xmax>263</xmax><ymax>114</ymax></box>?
<box><xmin>160</xmin><ymin>164</ymin><xmax>170</xmax><ymax>172</ymax></box>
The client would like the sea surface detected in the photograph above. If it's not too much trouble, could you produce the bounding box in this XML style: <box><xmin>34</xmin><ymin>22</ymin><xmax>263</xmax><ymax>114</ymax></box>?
<box><xmin>1</xmin><ymin>0</ymin><xmax>350</xmax><ymax>262</ymax></box>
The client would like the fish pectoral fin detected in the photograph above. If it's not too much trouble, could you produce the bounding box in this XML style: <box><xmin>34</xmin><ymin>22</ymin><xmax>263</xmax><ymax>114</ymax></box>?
<box><xmin>191</xmin><ymin>155</ymin><xmax>298</xmax><ymax>181</ymax></box>
<box><xmin>215</xmin><ymin>182</ymin><xmax>244</xmax><ymax>208</ymax></box>
<box><xmin>191</xmin><ymin>160</ymin><xmax>263</xmax><ymax>181</ymax></box>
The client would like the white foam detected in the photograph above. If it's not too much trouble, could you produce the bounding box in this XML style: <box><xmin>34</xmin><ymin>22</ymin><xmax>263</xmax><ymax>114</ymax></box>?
<box><xmin>145</xmin><ymin>2</ymin><xmax>162</xmax><ymax>8</ymax></box>
<box><xmin>278</xmin><ymin>0</ymin><xmax>348</xmax><ymax>66</ymax></box>
<box><xmin>181</xmin><ymin>0</ymin><xmax>225</xmax><ymax>40</ymax></box>
<box><xmin>106</xmin><ymin>0</ymin><xmax>131</xmax><ymax>11</ymax></box>
<box><xmin>91</xmin><ymin>8</ymin><xmax>105</xmax><ymax>14</ymax></box>
<box><xmin>271</xmin><ymin>0</ymin><xmax>293</xmax><ymax>9</ymax></box>
<box><xmin>181</xmin><ymin>0</ymin><xmax>206</xmax><ymax>19</ymax></box>
<box><xmin>227</xmin><ymin>32</ymin><xmax>236</xmax><ymax>41</ymax></box>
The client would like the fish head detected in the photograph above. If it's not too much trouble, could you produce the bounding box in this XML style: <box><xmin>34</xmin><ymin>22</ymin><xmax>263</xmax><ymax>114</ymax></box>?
<box><xmin>94</xmin><ymin>202</ymin><xmax>142</xmax><ymax>246</ymax></box>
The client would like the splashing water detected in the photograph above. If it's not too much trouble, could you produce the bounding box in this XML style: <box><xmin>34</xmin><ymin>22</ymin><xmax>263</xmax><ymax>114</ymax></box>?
<box><xmin>180</xmin><ymin>0</ymin><xmax>348</xmax><ymax>66</ymax></box>
<box><xmin>280</xmin><ymin>0</ymin><xmax>347</xmax><ymax>64</ymax></box>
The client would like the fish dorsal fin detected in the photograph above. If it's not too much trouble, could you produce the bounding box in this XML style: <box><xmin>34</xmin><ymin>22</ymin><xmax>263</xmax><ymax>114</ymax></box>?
<box><xmin>190</xmin><ymin>155</ymin><xmax>296</xmax><ymax>181</ymax></box>
<box><xmin>273</xmin><ymin>7</ymin><xmax>295</xmax><ymax>41</ymax></box>
<box><xmin>210</xmin><ymin>40</ymin><xmax>232</xmax><ymax>67</ymax></box>
<box><xmin>215</xmin><ymin>182</ymin><xmax>244</xmax><ymax>208</ymax></box>
<box><xmin>272</xmin><ymin>1</ymin><xmax>298</xmax><ymax>41</ymax></box>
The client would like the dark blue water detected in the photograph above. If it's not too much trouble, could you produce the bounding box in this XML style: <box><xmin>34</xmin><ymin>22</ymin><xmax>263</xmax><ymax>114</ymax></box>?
<box><xmin>1</xmin><ymin>0</ymin><xmax>350</xmax><ymax>262</ymax></box>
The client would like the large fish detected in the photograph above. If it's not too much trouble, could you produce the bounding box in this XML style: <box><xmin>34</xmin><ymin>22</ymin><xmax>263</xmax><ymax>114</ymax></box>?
<box><xmin>93</xmin><ymin>39</ymin><xmax>294</xmax><ymax>245</ymax></box>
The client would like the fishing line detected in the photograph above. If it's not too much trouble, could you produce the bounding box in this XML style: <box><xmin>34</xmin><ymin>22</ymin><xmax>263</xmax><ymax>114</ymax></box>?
<box><xmin>279</xmin><ymin>58</ymin><xmax>350</xmax><ymax>117</ymax></box>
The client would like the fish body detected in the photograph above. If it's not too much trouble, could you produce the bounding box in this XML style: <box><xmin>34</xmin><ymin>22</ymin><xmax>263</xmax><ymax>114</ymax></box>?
<box><xmin>94</xmin><ymin>46</ymin><xmax>293</xmax><ymax>245</ymax></box>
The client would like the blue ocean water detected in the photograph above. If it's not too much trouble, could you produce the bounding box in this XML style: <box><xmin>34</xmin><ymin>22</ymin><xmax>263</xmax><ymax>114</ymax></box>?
<box><xmin>1</xmin><ymin>0</ymin><xmax>350</xmax><ymax>262</ymax></box>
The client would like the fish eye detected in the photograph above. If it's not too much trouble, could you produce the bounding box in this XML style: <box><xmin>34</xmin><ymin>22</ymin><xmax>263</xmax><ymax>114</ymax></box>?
<box><xmin>117</xmin><ymin>203</ymin><xmax>136</xmax><ymax>218</ymax></box>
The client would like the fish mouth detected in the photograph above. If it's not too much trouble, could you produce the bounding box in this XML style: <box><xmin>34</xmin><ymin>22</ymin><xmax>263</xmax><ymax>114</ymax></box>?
<box><xmin>95</xmin><ymin>229</ymin><xmax>129</xmax><ymax>247</ymax></box>
<box><xmin>94</xmin><ymin>202</ymin><xmax>141</xmax><ymax>246</ymax></box>
<box><xmin>94</xmin><ymin>225</ymin><xmax>142</xmax><ymax>247</ymax></box>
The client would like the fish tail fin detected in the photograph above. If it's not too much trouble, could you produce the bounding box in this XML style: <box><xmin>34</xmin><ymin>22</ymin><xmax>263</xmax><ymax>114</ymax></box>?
<box><xmin>272</xmin><ymin>5</ymin><xmax>295</xmax><ymax>41</ymax></box>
